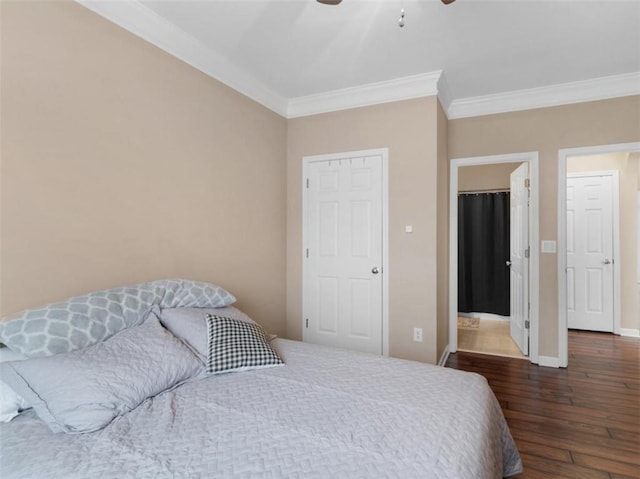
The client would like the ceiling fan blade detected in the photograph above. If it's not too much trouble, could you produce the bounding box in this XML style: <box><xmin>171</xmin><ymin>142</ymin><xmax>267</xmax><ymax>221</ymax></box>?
<box><xmin>441</xmin><ymin>0</ymin><xmax>456</xmax><ymax>4</ymax></box>
<box><xmin>317</xmin><ymin>0</ymin><xmax>342</xmax><ymax>4</ymax></box>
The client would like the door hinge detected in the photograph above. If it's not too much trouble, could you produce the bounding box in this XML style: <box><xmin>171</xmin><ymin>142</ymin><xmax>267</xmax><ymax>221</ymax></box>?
<box><xmin>306</xmin><ymin>178</ymin><xmax>309</xmax><ymax>189</ymax></box>
<box><xmin>524</xmin><ymin>246</ymin><xmax>530</xmax><ymax>258</ymax></box>
<box><xmin>305</xmin><ymin>318</ymin><xmax>309</xmax><ymax>328</ymax></box>
<box><xmin>306</xmin><ymin>248</ymin><xmax>309</xmax><ymax>258</ymax></box>
<box><xmin>524</xmin><ymin>178</ymin><xmax>530</xmax><ymax>188</ymax></box>
<box><xmin>525</xmin><ymin>319</ymin><xmax>530</xmax><ymax>329</ymax></box>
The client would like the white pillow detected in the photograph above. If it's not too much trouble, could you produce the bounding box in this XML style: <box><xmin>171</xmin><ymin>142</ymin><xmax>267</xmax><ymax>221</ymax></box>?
<box><xmin>0</xmin><ymin>347</ymin><xmax>29</xmax><ymax>422</ymax></box>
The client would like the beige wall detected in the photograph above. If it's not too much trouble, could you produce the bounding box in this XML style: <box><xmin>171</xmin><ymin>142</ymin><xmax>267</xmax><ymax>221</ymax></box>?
<box><xmin>458</xmin><ymin>162</ymin><xmax>521</xmax><ymax>192</ymax></box>
<box><xmin>449</xmin><ymin>96</ymin><xmax>640</xmax><ymax>358</ymax></box>
<box><xmin>0</xmin><ymin>1</ymin><xmax>288</xmax><ymax>335</ymax></box>
<box><xmin>287</xmin><ymin>97</ymin><xmax>442</xmax><ymax>364</ymax></box>
<box><xmin>436</xmin><ymin>102</ymin><xmax>449</xmax><ymax>362</ymax></box>
<box><xmin>4</xmin><ymin>1</ymin><xmax>639</xmax><ymax>365</ymax></box>
<box><xmin>567</xmin><ymin>153</ymin><xmax>639</xmax><ymax>332</ymax></box>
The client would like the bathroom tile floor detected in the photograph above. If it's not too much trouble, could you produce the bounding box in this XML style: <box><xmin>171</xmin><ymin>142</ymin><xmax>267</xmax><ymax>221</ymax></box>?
<box><xmin>457</xmin><ymin>317</ymin><xmax>526</xmax><ymax>358</ymax></box>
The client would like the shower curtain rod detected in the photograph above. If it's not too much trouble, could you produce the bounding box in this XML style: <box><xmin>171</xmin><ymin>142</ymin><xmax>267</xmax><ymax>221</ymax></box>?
<box><xmin>458</xmin><ymin>188</ymin><xmax>510</xmax><ymax>194</ymax></box>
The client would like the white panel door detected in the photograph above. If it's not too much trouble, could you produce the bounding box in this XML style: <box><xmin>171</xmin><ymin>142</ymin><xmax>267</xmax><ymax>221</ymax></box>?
<box><xmin>567</xmin><ymin>174</ymin><xmax>614</xmax><ymax>332</ymax></box>
<box><xmin>509</xmin><ymin>163</ymin><xmax>529</xmax><ymax>355</ymax></box>
<box><xmin>304</xmin><ymin>155</ymin><xmax>383</xmax><ymax>354</ymax></box>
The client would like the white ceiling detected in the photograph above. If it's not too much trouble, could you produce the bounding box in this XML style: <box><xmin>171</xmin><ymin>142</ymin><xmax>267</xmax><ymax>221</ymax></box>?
<box><xmin>80</xmin><ymin>0</ymin><xmax>640</xmax><ymax>117</ymax></box>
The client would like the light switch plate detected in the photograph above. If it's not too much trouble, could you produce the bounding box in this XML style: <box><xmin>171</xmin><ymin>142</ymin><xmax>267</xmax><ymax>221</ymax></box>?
<box><xmin>405</xmin><ymin>225</ymin><xmax>413</xmax><ymax>233</ymax></box>
<box><xmin>541</xmin><ymin>240</ymin><xmax>557</xmax><ymax>253</ymax></box>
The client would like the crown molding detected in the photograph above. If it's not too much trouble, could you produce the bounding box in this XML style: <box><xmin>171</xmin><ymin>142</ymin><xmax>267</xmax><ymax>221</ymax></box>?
<box><xmin>75</xmin><ymin>0</ymin><xmax>288</xmax><ymax>117</ymax></box>
<box><xmin>447</xmin><ymin>72</ymin><xmax>640</xmax><ymax>119</ymax></box>
<box><xmin>287</xmin><ymin>71</ymin><xmax>445</xmax><ymax>119</ymax></box>
<box><xmin>75</xmin><ymin>2</ymin><xmax>640</xmax><ymax>121</ymax></box>
<box><xmin>436</xmin><ymin>70</ymin><xmax>453</xmax><ymax>113</ymax></box>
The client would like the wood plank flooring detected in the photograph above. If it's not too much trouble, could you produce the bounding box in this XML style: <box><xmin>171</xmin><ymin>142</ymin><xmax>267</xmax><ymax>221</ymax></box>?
<box><xmin>445</xmin><ymin>330</ymin><xmax>640</xmax><ymax>478</ymax></box>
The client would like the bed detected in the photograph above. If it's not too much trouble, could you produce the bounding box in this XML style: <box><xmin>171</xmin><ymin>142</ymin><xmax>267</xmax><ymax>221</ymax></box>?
<box><xmin>0</xmin><ymin>280</ymin><xmax>522</xmax><ymax>478</ymax></box>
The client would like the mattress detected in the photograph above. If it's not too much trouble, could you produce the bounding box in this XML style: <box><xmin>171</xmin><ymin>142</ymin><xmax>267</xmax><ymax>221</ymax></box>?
<box><xmin>0</xmin><ymin>339</ymin><xmax>522</xmax><ymax>478</ymax></box>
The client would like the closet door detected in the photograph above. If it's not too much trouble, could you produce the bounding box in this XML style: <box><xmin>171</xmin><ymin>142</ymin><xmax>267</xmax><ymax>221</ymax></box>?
<box><xmin>303</xmin><ymin>154</ymin><xmax>383</xmax><ymax>355</ymax></box>
<box><xmin>567</xmin><ymin>173</ymin><xmax>614</xmax><ymax>332</ymax></box>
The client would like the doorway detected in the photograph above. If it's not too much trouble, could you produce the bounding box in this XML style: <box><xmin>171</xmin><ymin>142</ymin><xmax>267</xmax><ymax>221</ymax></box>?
<box><xmin>302</xmin><ymin>148</ymin><xmax>389</xmax><ymax>355</ymax></box>
<box><xmin>449</xmin><ymin>152</ymin><xmax>540</xmax><ymax>364</ymax></box>
<box><xmin>558</xmin><ymin>142</ymin><xmax>640</xmax><ymax>367</ymax></box>
<box><xmin>457</xmin><ymin>164</ymin><xmax>522</xmax><ymax>358</ymax></box>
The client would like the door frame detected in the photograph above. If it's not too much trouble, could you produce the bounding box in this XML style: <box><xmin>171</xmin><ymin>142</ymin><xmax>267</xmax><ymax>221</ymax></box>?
<box><xmin>449</xmin><ymin>152</ymin><xmax>540</xmax><ymax>364</ymax></box>
<box><xmin>558</xmin><ymin>142</ymin><xmax>640</xmax><ymax>367</ymax></box>
<box><xmin>301</xmin><ymin>148</ymin><xmax>390</xmax><ymax>356</ymax></box>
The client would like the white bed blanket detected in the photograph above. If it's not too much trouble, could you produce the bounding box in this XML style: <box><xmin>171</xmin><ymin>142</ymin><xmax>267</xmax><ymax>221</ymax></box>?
<box><xmin>0</xmin><ymin>339</ymin><xmax>522</xmax><ymax>478</ymax></box>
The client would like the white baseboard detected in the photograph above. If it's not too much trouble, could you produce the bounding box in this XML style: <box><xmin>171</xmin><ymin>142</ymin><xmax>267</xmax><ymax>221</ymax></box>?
<box><xmin>458</xmin><ymin>312</ymin><xmax>510</xmax><ymax>322</ymax></box>
<box><xmin>537</xmin><ymin>356</ymin><xmax>561</xmax><ymax>368</ymax></box>
<box><xmin>438</xmin><ymin>345</ymin><xmax>450</xmax><ymax>367</ymax></box>
<box><xmin>620</xmin><ymin>328</ymin><xmax>640</xmax><ymax>338</ymax></box>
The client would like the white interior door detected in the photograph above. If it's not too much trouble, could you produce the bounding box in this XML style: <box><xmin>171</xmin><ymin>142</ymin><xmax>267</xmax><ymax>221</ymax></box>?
<box><xmin>567</xmin><ymin>174</ymin><xmax>614</xmax><ymax>332</ymax></box>
<box><xmin>509</xmin><ymin>163</ymin><xmax>529</xmax><ymax>355</ymax></box>
<box><xmin>303</xmin><ymin>154</ymin><xmax>383</xmax><ymax>355</ymax></box>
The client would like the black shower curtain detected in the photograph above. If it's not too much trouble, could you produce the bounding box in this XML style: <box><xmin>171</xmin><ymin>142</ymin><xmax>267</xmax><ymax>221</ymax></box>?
<box><xmin>458</xmin><ymin>192</ymin><xmax>510</xmax><ymax>316</ymax></box>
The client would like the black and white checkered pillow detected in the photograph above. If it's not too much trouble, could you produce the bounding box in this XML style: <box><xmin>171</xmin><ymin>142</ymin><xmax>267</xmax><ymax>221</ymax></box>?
<box><xmin>205</xmin><ymin>314</ymin><xmax>283</xmax><ymax>375</ymax></box>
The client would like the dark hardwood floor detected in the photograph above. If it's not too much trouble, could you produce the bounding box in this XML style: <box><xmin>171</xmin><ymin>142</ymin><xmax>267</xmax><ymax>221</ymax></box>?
<box><xmin>445</xmin><ymin>330</ymin><xmax>640</xmax><ymax>479</ymax></box>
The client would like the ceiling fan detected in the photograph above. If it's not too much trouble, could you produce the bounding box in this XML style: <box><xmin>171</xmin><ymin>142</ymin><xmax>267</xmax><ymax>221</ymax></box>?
<box><xmin>317</xmin><ymin>0</ymin><xmax>456</xmax><ymax>4</ymax></box>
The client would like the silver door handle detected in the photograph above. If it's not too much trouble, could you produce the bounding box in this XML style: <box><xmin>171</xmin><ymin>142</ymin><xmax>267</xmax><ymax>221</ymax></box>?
<box><xmin>371</xmin><ymin>267</ymin><xmax>380</xmax><ymax>274</ymax></box>
<box><xmin>506</xmin><ymin>261</ymin><xmax>512</xmax><ymax>267</ymax></box>
<box><xmin>603</xmin><ymin>259</ymin><xmax>611</xmax><ymax>265</ymax></box>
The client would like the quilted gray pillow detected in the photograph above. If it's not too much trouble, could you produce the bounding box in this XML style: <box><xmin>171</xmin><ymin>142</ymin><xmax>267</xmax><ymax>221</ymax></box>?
<box><xmin>0</xmin><ymin>313</ymin><xmax>202</xmax><ymax>434</ymax></box>
<box><xmin>205</xmin><ymin>314</ymin><xmax>283</xmax><ymax>375</ymax></box>
<box><xmin>0</xmin><ymin>279</ymin><xmax>235</xmax><ymax>357</ymax></box>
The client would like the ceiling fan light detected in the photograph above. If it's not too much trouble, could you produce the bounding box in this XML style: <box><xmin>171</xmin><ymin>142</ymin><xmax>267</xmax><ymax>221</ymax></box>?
<box><xmin>317</xmin><ymin>0</ymin><xmax>343</xmax><ymax>5</ymax></box>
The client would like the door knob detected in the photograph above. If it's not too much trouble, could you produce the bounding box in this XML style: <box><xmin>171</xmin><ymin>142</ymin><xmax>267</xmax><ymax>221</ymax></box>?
<box><xmin>506</xmin><ymin>261</ymin><xmax>512</xmax><ymax>267</ymax></box>
<box><xmin>371</xmin><ymin>267</ymin><xmax>380</xmax><ymax>274</ymax></box>
<box><xmin>603</xmin><ymin>259</ymin><xmax>611</xmax><ymax>265</ymax></box>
